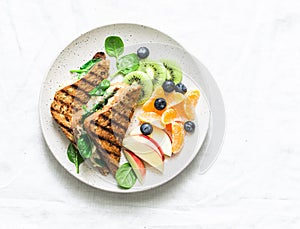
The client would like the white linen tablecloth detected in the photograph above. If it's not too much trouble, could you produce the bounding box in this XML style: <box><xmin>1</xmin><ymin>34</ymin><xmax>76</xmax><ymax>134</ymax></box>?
<box><xmin>0</xmin><ymin>0</ymin><xmax>299</xmax><ymax>228</ymax></box>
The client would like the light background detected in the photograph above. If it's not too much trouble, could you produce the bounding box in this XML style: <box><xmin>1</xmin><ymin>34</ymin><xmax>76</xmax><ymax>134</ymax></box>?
<box><xmin>0</xmin><ymin>0</ymin><xmax>299</xmax><ymax>228</ymax></box>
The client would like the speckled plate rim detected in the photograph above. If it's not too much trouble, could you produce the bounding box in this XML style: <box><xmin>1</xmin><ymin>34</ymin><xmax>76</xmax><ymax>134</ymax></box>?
<box><xmin>39</xmin><ymin>23</ymin><xmax>224</xmax><ymax>193</ymax></box>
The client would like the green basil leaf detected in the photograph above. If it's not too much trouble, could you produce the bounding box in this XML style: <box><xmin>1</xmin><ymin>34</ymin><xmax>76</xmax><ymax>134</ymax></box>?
<box><xmin>115</xmin><ymin>163</ymin><xmax>137</xmax><ymax>189</ymax></box>
<box><xmin>105</xmin><ymin>36</ymin><xmax>124</xmax><ymax>58</ymax></box>
<box><xmin>67</xmin><ymin>143</ymin><xmax>84</xmax><ymax>173</ymax></box>
<box><xmin>116</xmin><ymin>53</ymin><xmax>139</xmax><ymax>75</ymax></box>
<box><xmin>77</xmin><ymin>134</ymin><xmax>93</xmax><ymax>159</ymax></box>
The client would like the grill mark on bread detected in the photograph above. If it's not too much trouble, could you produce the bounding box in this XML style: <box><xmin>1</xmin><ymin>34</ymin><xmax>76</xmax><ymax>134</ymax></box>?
<box><xmin>95</xmin><ymin>124</ymin><xmax>123</xmax><ymax>141</ymax></box>
<box><xmin>51</xmin><ymin>107</ymin><xmax>72</xmax><ymax>123</ymax></box>
<box><xmin>60</xmin><ymin>89</ymin><xmax>85</xmax><ymax>105</ymax></box>
<box><xmin>89</xmin><ymin>71</ymin><xmax>98</xmax><ymax>77</ymax></box>
<box><xmin>50</xmin><ymin>57</ymin><xmax>110</xmax><ymax>153</ymax></box>
<box><xmin>53</xmin><ymin>99</ymin><xmax>79</xmax><ymax>113</ymax></box>
<box><xmin>80</xmin><ymin>77</ymin><xmax>98</xmax><ymax>88</ymax></box>
<box><xmin>81</xmin><ymin>83</ymin><xmax>141</xmax><ymax>176</ymax></box>
<box><xmin>50</xmin><ymin>107</ymin><xmax>73</xmax><ymax>134</ymax></box>
<box><xmin>60</xmin><ymin>126</ymin><xmax>75</xmax><ymax>143</ymax></box>
<box><xmin>111</xmin><ymin>119</ymin><xmax>127</xmax><ymax>131</ymax></box>
<box><xmin>89</xmin><ymin>110</ymin><xmax>127</xmax><ymax>144</ymax></box>
<box><xmin>88</xmin><ymin>131</ymin><xmax>121</xmax><ymax>158</ymax></box>
<box><xmin>118</xmin><ymin>100</ymin><xmax>135</xmax><ymax>111</ymax></box>
<box><xmin>70</xmin><ymin>84</ymin><xmax>89</xmax><ymax>96</ymax></box>
<box><xmin>112</xmin><ymin>110</ymin><xmax>131</xmax><ymax>122</ymax></box>
<box><xmin>98</xmin><ymin>113</ymin><xmax>110</xmax><ymax>122</ymax></box>
<box><xmin>51</xmin><ymin>99</ymin><xmax>73</xmax><ymax>114</ymax></box>
<box><xmin>97</xmin><ymin>149</ymin><xmax>119</xmax><ymax>172</ymax></box>
<box><xmin>88</xmin><ymin>111</ymin><xmax>123</xmax><ymax>147</ymax></box>
<box><xmin>92</xmin><ymin>122</ymin><xmax>122</xmax><ymax>147</ymax></box>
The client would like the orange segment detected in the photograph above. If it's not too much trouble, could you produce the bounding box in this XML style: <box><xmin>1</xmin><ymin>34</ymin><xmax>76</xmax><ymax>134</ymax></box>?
<box><xmin>166</xmin><ymin>92</ymin><xmax>185</xmax><ymax>108</ymax></box>
<box><xmin>186</xmin><ymin>90</ymin><xmax>200</xmax><ymax>107</ymax></box>
<box><xmin>161</xmin><ymin>108</ymin><xmax>180</xmax><ymax>124</ymax></box>
<box><xmin>184</xmin><ymin>98</ymin><xmax>195</xmax><ymax>120</ymax></box>
<box><xmin>172</xmin><ymin>102</ymin><xmax>190</xmax><ymax>122</ymax></box>
<box><xmin>138</xmin><ymin>112</ymin><xmax>165</xmax><ymax>129</ymax></box>
<box><xmin>171</xmin><ymin>122</ymin><xmax>185</xmax><ymax>154</ymax></box>
<box><xmin>142</xmin><ymin>98</ymin><xmax>166</xmax><ymax>115</ymax></box>
<box><xmin>142</xmin><ymin>99</ymin><xmax>155</xmax><ymax>112</ymax></box>
<box><xmin>142</xmin><ymin>87</ymin><xmax>166</xmax><ymax>115</ymax></box>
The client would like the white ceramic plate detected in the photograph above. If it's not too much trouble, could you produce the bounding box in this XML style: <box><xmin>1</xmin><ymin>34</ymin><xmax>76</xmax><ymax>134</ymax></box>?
<box><xmin>39</xmin><ymin>24</ymin><xmax>217</xmax><ymax>193</ymax></box>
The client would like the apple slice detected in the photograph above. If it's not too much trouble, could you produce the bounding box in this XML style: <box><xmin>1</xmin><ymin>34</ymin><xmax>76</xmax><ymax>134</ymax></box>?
<box><xmin>123</xmin><ymin>149</ymin><xmax>146</xmax><ymax>183</ymax></box>
<box><xmin>123</xmin><ymin>135</ymin><xmax>164</xmax><ymax>161</ymax></box>
<box><xmin>123</xmin><ymin>136</ymin><xmax>164</xmax><ymax>172</ymax></box>
<box><xmin>139</xmin><ymin>134</ymin><xmax>165</xmax><ymax>161</ymax></box>
<box><xmin>131</xmin><ymin>126</ymin><xmax>172</xmax><ymax>157</ymax></box>
<box><xmin>127</xmin><ymin>131</ymin><xmax>164</xmax><ymax>161</ymax></box>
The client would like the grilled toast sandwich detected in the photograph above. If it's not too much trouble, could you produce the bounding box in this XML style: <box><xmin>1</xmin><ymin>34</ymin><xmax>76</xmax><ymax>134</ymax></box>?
<box><xmin>50</xmin><ymin>53</ymin><xmax>142</xmax><ymax>176</ymax></box>
<box><xmin>84</xmin><ymin>83</ymin><xmax>142</xmax><ymax>176</ymax></box>
<box><xmin>50</xmin><ymin>52</ymin><xmax>109</xmax><ymax>144</ymax></box>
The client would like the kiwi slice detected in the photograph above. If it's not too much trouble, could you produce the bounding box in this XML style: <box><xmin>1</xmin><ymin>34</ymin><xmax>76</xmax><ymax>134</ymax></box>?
<box><xmin>139</xmin><ymin>61</ymin><xmax>166</xmax><ymax>89</ymax></box>
<box><xmin>123</xmin><ymin>71</ymin><xmax>153</xmax><ymax>105</ymax></box>
<box><xmin>161</xmin><ymin>60</ymin><xmax>182</xmax><ymax>84</ymax></box>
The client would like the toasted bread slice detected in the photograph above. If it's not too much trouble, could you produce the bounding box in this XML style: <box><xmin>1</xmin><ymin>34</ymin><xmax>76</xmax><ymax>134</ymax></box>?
<box><xmin>50</xmin><ymin>53</ymin><xmax>109</xmax><ymax>144</ymax></box>
<box><xmin>84</xmin><ymin>84</ymin><xmax>142</xmax><ymax>176</ymax></box>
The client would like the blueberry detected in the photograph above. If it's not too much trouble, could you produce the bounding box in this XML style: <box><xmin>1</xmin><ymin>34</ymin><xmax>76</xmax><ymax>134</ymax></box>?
<box><xmin>140</xmin><ymin>123</ymin><xmax>153</xmax><ymax>135</ymax></box>
<box><xmin>162</xmin><ymin>80</ymin><xmax>175</xmax><ymax>93</ymax></box>
<box><xmin>175</xmin><ymin>83</ymin><xmax>187</xmax><ymax>94</ymax></box>
<box><xmin>184</xmin><ymin>121</ymin><xmax>195</xmax><ymax>133</ymax></box>
<box><xmin>137</xmin><ymin>47</ymin><xmax>150</xmax><ymax>59</ymax></box>
<box><xmin>154</xmin><ymin>98</ymin><xmax>167</xmax><ymax>110</ymax></box>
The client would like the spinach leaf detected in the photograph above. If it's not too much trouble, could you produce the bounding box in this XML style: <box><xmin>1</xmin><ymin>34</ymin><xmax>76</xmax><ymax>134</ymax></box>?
<box><xmin>89</xmin><ymin>79</ymin><xmax>110</xmax><ymax>96</ymax></box>
<box><xmin>88</xmin><ymin>88</ymin><xmax>105</xmax><ymax>96</ymax></box>
<box><xmin>70</xmin><ymin>57</ymin><xmax>101</xmax><ymax>79</ymax></box>
<box><xmin>81</xmin><ymin>99</ymin><xmax>107</xmax><ymax>121</ymax></box>
<box><xmin>104</xmin><ymin>36</ymin><xmax>139</xmax><ymax>78</ymax></box>
<box><xmin>82</xmin><ymin>105</ymin><xmax>88</xmax><ymax>113</ymax></box>
<box><xmin>77</xmin><ymin>133</ymin><xmax>93</xmax><ymax>159</ymax></box>
<box><xmin>67</xmin><ymin>143</ymin><xmax>84</xmax><ymax>173</ymax></box>
<box><xmin>116</xmin><ymin>53</ymin><xmax>139</xmax><ymax>75</ymax></box>
<box><xmin>82</xmin><ymin>89</ymin><xmax>117</xmax><ymax>120</ymax></box>
<box><xmin>80</xmin><ymin>58</ymin><xmax>100</xmax><ymax>70</ymax></box>
<box><xmin>105</xmin><ymin>36</ymin><xmax>124</xmax><ymax>58</ymax></box>
<box><xmin>99</xmin><ymin>79</ymin><xmax>110</xmax><ymax>90</ymax></box>
<box><xmin>115</xmin><ymin>163</ymin><xmax>137</xmax><ymax>189</ymax></box>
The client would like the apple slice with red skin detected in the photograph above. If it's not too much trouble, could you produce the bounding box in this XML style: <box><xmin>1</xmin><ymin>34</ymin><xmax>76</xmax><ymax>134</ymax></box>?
<box><xmin>126</xmin><ymin>130</ymin><xmax>164</xmax><ymax>160</ymax></box>
<box><xmin>123</xmin><ymin>135</ymin><xmax>164</xmax><ymax>161</ymax></box>
<box><xmin>123</xmin><ymin>149</ymin><xmax>146</xmax><ymax>183</ymax></box>
<box><xmin>137</xmin><ymin>134</ymin><xmax>165</xmax><ymax>161</ymax></box>
<box><xmin>123</xmin><ymin>136</ymin><xmax>164</xmax><ymax>172</ymax></box>
<box><xmin>130</xmin><ymin>126</ymin><xmax>172</xmax><ymax>157</ymax></box>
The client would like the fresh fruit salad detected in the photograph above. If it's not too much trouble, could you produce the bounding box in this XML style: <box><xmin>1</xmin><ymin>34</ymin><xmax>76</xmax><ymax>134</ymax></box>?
<box><xmin>55</xmin><ymin>36</ymin><xmax>200</xmax><ymax>189</ymax></box>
